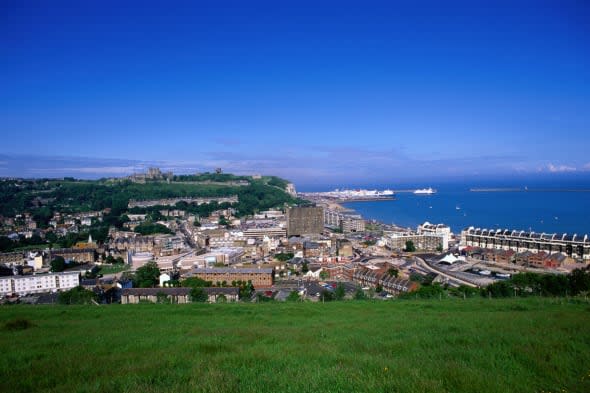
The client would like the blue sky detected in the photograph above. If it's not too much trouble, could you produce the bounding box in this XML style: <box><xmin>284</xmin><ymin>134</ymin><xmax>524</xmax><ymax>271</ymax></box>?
<box><xmin>1</xmin><ymin>0</ymin><xmax>589</xmax><ymax>187</ymax></box>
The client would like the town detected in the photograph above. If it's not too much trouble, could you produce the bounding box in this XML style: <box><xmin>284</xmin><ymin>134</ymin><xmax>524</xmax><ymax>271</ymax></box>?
<box><xmin>1</xmin><ymin>169</ymin><xmax>589</xmax><ymax>305</ymax></box>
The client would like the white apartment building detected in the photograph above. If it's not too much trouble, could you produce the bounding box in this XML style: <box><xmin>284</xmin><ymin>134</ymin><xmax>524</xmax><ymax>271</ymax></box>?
<box><xmin>0</xmin><ymin>272</ymin><xmax>80</xmax><ymax>296</ymax></box>
<box><xmin>382</xmin><ymin>231</ymin><xmax>446</xmax><ymax>252</ymax></box>
<box><xmin>417</xmin><ymin>222</ymin><xmax>451</xmax><ymax>251</ymax></box>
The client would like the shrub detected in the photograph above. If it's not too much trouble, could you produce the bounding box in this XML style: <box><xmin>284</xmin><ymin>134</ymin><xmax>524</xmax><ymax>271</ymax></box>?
<box><xmin>4</xmin><ymin>319</ymin><xmax>35</xmax><ymax>331</ymax></box>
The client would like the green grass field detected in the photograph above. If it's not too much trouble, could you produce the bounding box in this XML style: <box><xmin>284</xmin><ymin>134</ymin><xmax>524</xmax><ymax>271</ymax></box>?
<box><xmin>1</xmin><ymin>298</ymin><xmax>589</xmax><ymax>393</ymax></box>
<box><xmin>97</xmin><ymin>264</ymin><xmax>130</xmax><ymax>275</ymax></box>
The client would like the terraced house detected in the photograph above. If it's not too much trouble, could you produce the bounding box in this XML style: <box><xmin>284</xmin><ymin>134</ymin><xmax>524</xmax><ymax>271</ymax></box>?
<box><xmin>461</xmin><ymin>227</ymin><xmax>590</xmax><ymax>261</ymax></box>
<box><xmin>353</xmin><ymin>267</ymin><xmax>419</xmax><ymax>296</ymax></box>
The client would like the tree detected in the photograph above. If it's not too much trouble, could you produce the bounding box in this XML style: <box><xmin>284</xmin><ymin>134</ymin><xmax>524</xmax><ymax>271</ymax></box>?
<box><xmin>334</xmin><ymin>282</ymin><xmax>346</xmax><ymax>300</ymax></box>
<box><xmin>387</xmin><ymin>267</ymin><xmax>399</xmax><ymax>278</ymax></box>
<box><xmin>58</xmin><ymin>286</ymin><xmax>98</xmax><ymax>305</ymax></box>
<box><xmin>156</xmin><ymin>291</ymin><xmax>171</xmax><ymax>304</ymax></box>
<box><xmin>354</xmin><ymin>287</ymin><xmax>366</xmax><ymax>300</ymax></box>
<box><xmin>453</xmin><ymin>285</ymin><xmax>479</xmax><ymax>298</ymax></box>
<box><xmin>190</xmin><ymin>287</ymin><xmax>209</xmax><ymax>302</ymax></box>
<box><xmin>134</xmin><ymin>222</ymin><xmax>172</xmax><ymax>235</ymax></box>
<box><xmin>0</xmin><ymin>236</ymin><xmax>15</xmax><ymax>252</ymax></box>
<box><xmin>286</xmin><ymin>291</ymin><xmax>301</xmax><ymax>301</ymax></box>
<box><xmin>256</xmin><ymin>293</ymin><xmax>274</xmax><ymax>302</ymax></box>
<box><xmin>436</xmin><ymin>243</ymin><xmax>443</xmax><ymax>253</ymax></box>
<box><xmin>50</xmin><ymin>256</ymin><xmax>66</xmax><ymax>272</ymax></box>
<box><xmin>218</xmin><ymin>215</ymin><xmax>229</xmax><ymax>226</ymax></box>
<box><xmin>84</xmin><ymin>265</ymin><xmax>100</xmax><ymax>279</ymax></box>
<box><xmin>399</xmin><ymin>283</ymin><xmax>443</xmax><ymax>299</ymax></box>
<box><xmin>238</xmin><ymin>281</ymin><xmax>255</xmax><ymax>300</ymax></box>
<box><xmin>319</xmin><ymin>289</ymin><xmax>335</xmax><ymax>302</ymax></box>
<box><xmin>568</xmin><ymin>267</ymin><xmax>590</xmax><ymax>296</ymax></box>
<box><xmin>274</xmin><ymin>252</ymin><xmax>294</xmax><ymax>262</ymax></box>
<box><xmin>216</xmin><ymin>294</ymin><xmax>227</xmax><ymax>303</ymax></box>
<box><xmin>301</xmin><ymin>262</ymin><xmax>309</xmax><ymax>273</ymax></box>
<box><xmin>405</xmin><ymin>240</ymin><xmax>416</xmax><ymax>252</ymax></box>
<box><xmin>319</xmin><ymin>270</ymin><xmax>329</xmax><ymax>280</ymax></box>
<box><xmin>105</xmin><ymin>255</ymin><xmax>116</xmax><ymax>264</ymax></box>
<box><xmin>133</xmin><ymin>261</ymin><xmax>160</xmax><ymax>288</ymax></box>
<box><xmin>484</xmin><ymin>280</ymin><xmax>512</xmax><ymax>298</ymax></box>
<box><xmin>45</xmin><ymin>231</ymin><xmax>58</xmax><ymax>245</ymax></box>
<box><xmin>375</xmin><ymin>284</ymin><xmax>383</xmax><ymax>293</ymax></box>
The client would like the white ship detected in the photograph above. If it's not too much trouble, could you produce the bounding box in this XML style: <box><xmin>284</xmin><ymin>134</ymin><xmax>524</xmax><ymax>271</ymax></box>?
<box><xmin>413</xmin><ymin>187</ymin><xmax>436</xmax><ymax>195</ymax></box>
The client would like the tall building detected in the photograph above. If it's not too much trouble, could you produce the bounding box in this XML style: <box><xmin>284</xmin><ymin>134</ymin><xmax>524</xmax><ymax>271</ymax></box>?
<box><xmin>287</xmin><ymin>206</ymin><xmax>324</xmax><ymax>236</ymax></box>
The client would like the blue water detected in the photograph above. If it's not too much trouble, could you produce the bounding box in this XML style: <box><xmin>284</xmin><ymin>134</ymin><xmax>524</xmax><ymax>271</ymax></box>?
<box><xmin>340</xmin><ymin>181</ymin><xmax>590</xmax><ymax>235</ymax></box>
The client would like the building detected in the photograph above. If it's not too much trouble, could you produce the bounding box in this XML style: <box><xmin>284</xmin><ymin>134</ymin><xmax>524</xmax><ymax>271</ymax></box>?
<box><xmin>460</xmin><ymin>227</ymin><xmax>590</xmax><ymax>261</ymax></box>
<box><xmin>0</xmin><ymin>272</ymin><xmax>79</xmax><ymax>296</ymax></box>
<box><xmin>253</xmin><ymin>209</ymin><xmax>285</xmax><ymax>220</ymax></box>
<box><xmin>303</xmin><ymin>266</ymin><xmax>323</xmax><ymax>279</ymax></box>
<box><xmin>324</xmin><ymin>209</ymin><xmax>365</xmax><ymax>232</ymax></box>
<box><xmin>49</xmin><ymin>248</ymin><xmax>96</xmax><ymax>263</ymax></box>
<box><xmin>127</xmin><ymin>252</ymin><xmax>152</xmax><ymax>269</ymax></box>
<box><xmin>340</xmin><ymin>216</ymin><xmax>365</xmax><ymax>233</ymax></box>
<box><xmin>324</xmin><ymin>209</ymin><xmax>342</xmax><ymax>227</ymax></box>
<box><xmin>337</xmin><ymin>239</ymin><xmax>353</xmax><ymax>257</ymax></box>
<box><xmin>0</xmin><ymin>251</ymin><xmax>25</xmax><ymax>265</ymax></box>
<box><xmin>128</xmin><ymin>195</ymin><xmax>238</xmax><ymax>208</ymax></box>
<box><xmin>378</xmin><ymin>276</ymin><xmax>419</xmax><ymax>296</ymax></box>
<box><xmin>121</xmin><ymin>288</ymin><xmax>191</xmax><ymax>304</ymax></box>
<box><xmin>303</xmin><ymin>241</ymin><xmax>322</xmax><ymax>258</ymax></box>
<box><xmin>202</xmin><ymin>287</ymin><xmax>239</xmax><ymax>302</ymax></box>
<box><xmin>159</xmin><ymin>273</ymin><xmax>172</xmax><ymax>287</ymax></box>
<box><xmin>26</xmin><ymin>251</ymin><xmax>44</xmax><ymax>270</ymax></box>
<box><xmin>417</xmin><ymin>222</ymin><xmax>451</xmax><ymax>251</ymax></box>
<box><xmin>353</xmin><ymin>266</ymin><xmax>384</xmax><ymax>288</ymax></box>
<box><xmin>287</xmin><ymin>206</ymin><xmax>324</xmax><ymax>236</ymax></box>
<box><xmin>382</xmin><ymin>232</ymin><xmax>445</xmax><ymax>252</ymax></box>
<box><xmin>206</xmin><ymin>247</ymin><xmax>245</xmax><ymax>265</ymax></box>
<box><xmin>189</xmin><ymin>267</ymin><xmax>274</xmax><ymax>287</ymax></box>
<box><xmin>353</xmin><ymin>267</ymin><xmax>419</xmax><ymax>296</ymax></box>
<box><xmin>243</xmin><ymin>227</ymin><xmax>287</xmax><ymax>239</ymax></box>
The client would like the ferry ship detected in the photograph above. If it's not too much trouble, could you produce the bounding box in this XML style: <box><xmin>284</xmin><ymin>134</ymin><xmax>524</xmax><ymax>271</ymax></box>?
<box><xmin>413</xmin><ymin>187</ymin><xmax>436</xmax><ymax>195</ymax></box>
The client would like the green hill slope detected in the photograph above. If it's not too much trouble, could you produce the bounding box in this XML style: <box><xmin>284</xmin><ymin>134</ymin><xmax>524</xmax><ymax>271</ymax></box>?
<box><xmin>0</xmin><ymin>174</ymin><xmax>299</xmax><ymax>218</ymax></box>
<box><xmin>1</xmin><ymin>298</ymin><xmax>589</xmax><ymax>393</ymax></box>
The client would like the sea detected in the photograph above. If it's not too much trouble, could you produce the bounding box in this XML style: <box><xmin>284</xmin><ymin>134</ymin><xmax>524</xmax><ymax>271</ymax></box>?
<box><xmin>331</xmin><ymin>178</ymin><xmax>590</xmax><ymax>236</ymax></box>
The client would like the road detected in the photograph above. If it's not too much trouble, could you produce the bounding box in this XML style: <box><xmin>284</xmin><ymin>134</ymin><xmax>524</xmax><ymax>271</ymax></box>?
<box><xmin>412</xmin><ymin>256</ymin><xmax>479</xmax><ymax>288</ymax></box>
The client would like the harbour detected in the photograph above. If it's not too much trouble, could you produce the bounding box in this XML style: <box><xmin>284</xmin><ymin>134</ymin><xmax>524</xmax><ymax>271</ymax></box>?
<box><xmin>340</xmin><ymin>182</ymin><xmax>590</xmax><ymax>235</ymax></box>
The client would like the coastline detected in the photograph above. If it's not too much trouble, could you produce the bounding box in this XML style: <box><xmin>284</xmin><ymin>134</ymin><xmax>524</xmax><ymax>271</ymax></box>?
<box><xmin>326</xmin><ymin>202</ymin><xmax>353</xmax><ymax>212</ymax></box>
<box><xmin>318</xmin><ymin>197</ymin><xmax>395</xmax><ymax>213</ymax></box>
<box><xmin>338</xmin><ymin>201</ymin><xmax>412</xmax><ymax>232</ymax></box>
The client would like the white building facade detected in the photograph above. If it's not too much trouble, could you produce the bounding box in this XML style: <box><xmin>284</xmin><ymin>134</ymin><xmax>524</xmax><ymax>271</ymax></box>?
<box><xmin>0</xmin><ymin>272</ymin><xmax>80</xmax><ymax>296</ymax></box>
<box><xmin>417</xmin><ymin>222</ymin><xmax>451</xmax><ymax>251</ymax></box>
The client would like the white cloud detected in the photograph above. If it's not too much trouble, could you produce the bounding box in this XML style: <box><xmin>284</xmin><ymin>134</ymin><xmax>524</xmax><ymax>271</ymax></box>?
<box><xmin>547</xmin><ymin>163</ymin><xmax>577</xmax><ymax>173</ymax></box>
<box><xmin>30</xmin><ymin>166</ymin><xmax>142</xmax><ymax>175</ymax></box>
<box><xmin>583</xmin><ymin>163</ymin><xmax>590</xmax><ymax>171</ymax></box>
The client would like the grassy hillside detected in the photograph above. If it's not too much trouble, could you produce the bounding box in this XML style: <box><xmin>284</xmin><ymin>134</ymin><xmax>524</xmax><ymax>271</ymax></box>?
<box><xmin>0</xmin><ymin>175</ymin><xmax>298</xmax><ymax>218</ymax></box>
<box><xmin>1</xmin><ymin>298</ymin><xmax>590</xmax><ymax>393</ymax></box>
